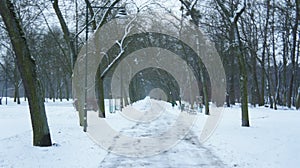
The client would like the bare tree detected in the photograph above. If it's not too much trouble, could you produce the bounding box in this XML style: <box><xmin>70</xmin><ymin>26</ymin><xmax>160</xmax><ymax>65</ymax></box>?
<box><xmin>258</xmin><ymin>0</ymin><xmax>271</xmax><ymax>106</ymax></box>
<box><xmin>287</xmin><ymin>0</ymin><xmax>299</xmax><ymax>108</ymax></box>
<box><xmin>214</xmin><ymin>0</ymin><xmax>250</xmax><ymax>126</ymax></box>
<box><xmin>52</xmin><ymin>0</ymin><xmax>76</xmax><ymax>68</ymax></box>
<box><xmin>0</xmin><ymin>0</ymin><xmax>52</xmax><ymax>146</ymax></box>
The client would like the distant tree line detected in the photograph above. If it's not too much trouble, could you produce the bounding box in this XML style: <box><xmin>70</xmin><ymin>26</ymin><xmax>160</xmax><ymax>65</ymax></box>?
<box><xmin>180</xmin><ymin>0</ymin><xmax>300</xmax><ymax>113</ymax></box>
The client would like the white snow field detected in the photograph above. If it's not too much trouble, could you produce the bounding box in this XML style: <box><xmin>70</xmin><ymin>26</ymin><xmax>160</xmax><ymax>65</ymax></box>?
<box><xmin>0</xmin><ymin>97</ymin><xmax>299</xmax><ymax>168</ymax></box>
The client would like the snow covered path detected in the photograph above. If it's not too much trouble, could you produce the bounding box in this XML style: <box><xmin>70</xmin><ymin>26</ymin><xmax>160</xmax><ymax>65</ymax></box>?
<box><xmin>98</xmin><ymin>132</ymin><xmax>225</xmax><ymax>168</ymax></box>
<box><xmin>96</xmin><ymin>99</ymin><xmax>226</xmax><ymax>168</ymax></box>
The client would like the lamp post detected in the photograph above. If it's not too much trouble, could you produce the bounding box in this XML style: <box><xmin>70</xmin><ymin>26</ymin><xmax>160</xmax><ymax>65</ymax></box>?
<box><xmin>83</xmin><ymin>4</ymin><xmax>127</xmax><ymax>132</ymax></box>
<box><xmin>5</xmin><ymin>59</ymin><xmax>7</xmax><ymax>105</ymax></box>
<box><xmin>83</xmin><ymin>2</ymin><xmax>89</xmax><ymax>132</ymax></box>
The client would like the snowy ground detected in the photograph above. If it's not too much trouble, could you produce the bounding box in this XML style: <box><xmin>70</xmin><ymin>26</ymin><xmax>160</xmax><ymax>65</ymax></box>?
<box><xmin>0</xmin><ymin>98</ymin><xmax>299</xmax><ymax>168</ymax></box>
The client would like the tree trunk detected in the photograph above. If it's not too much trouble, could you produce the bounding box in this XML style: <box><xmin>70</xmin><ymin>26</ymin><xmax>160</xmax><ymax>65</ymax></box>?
<box><xmin>282</xmin><ymin>10</ymin><xmax>290</xmax><ymax>106</ymax></box>
<box><xmin>259</xmin><ymin>0</ymin><xmax>271</xmax><ymax>106</ymax></box>
<box><xmin>296</xmin><ymin>87</ymin><xmax>300</xmax><ymax>110</ymax></box>
<box><xmin>52</xmin><ymin>0</ymin><xmax>76</xmax><ymax>68</ymax></box>
<box><xmin>251</xmin><ymin>49</ymin><xmax>260</xmax><ymax>106</ymax></box>
<box><xmin>97</xmin><ymin>77</ymin><xmax>106</xmax><ymax>118</ymax></box>
<box><xmin>214</xmin><ymin>0</ymin><xmax>249</xmax><ymax>126</ymax></box>
<box><xmin>228</xmin><ymin>68</ymin><xmax>236</xmax><ymax>105</ymax></box>
<box><xmin>84</xmin><ymin>0</ymin><xmax>97</xmax><ymax>31</ymax></box>
<box><xmin>14</xmin><ymin>84</ymin><xmax>20</xmax><ymax>104</ymax></box>
<box><xmin>24</xmin><ymin>87</ymin><xmax>27</xmax><ymax>101</ymax></box>
<box><xmin>287</xmin><ymin>0</ymin><xmax>299</xmax><ymax>108</ymax></box>
<box><xmin>13</xmin><ymin>64</ymin><xmax>20</xmax><ymax>104</ymax></box>
<box><xmin>267</xmin><ymin>45</ymin><xmax>273</xmax><ymax>108</ymax></box>
<box><xmin>0</xmin><ymin>0</ymin><xmax>52</xmax><ymax>146</ymax></box>
<box><xmin>272</xmin><ymin>0</ymin><xmax>278</xmax><ymax>110</ymax></box>
<box><xmin>64</xmin><ymin>77</ymin><xmax>70</xmax><ymax>101</ymax></box>
<box><xmin>200</xmin><ymin>63</ymin><xmax>209</xmax><ymax>115</ymax></box>
<box><xmin>235</xmin><ymin>25</ymin><xmax>250</xmax><ymax>127</ymax></box>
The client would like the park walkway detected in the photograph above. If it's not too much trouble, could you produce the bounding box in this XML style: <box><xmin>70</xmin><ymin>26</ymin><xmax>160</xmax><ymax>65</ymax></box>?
<box><xmin>96</xmin><ymin>99</ymin><xmax>227</xmax><ymax>168</ymax></box>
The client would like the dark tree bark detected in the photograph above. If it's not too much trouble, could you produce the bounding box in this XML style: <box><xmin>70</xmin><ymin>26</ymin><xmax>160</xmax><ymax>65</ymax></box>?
<box><xmin>240</xmin><ymin>9</ymin><xmax>260</xmax><ymax>107</ymax></box>
<box><xmin>267</xmin><ymin>48</ymin><xmax>273</xmax><ymax>109</ymax></box>
<box><xmin>259</xmin><ymin>0</ymin><xmax>271</xmax><ymax>106</ymax></box>
<box><xmin>281</xmin><ymin>6</ymin><xmax>291</xmax><ymax>106</ymax></box>
<box><xmin>271</xmin><ymin>0</ymin><xmax>278</xmax><ymax>110</ymax></box>
<box><xmin>84</xmin><ymin>0</ymin><xmax>97</xmax><ymax>31</ymax></box>
<box><xmin>96</xmin><ymin>77</ymin><xmax>105</xmax><ymax>118</ymax></box>
<box><xmin>0</xmin><ymin>0</ymin><xmax>52</xmax><ymax>146</ymax></box>
<box><xmin>64</xmin><ymin>77</ymin><xmax>70</xmax><ymax>101</ymax></box>
<box><xmin>296</xmin><ymin>87</ymin><xmax>300</xmax><ymax>110</ymax></box>
<box><xmin>215</xmin><ymin>0</ymin><xmax>250</xmax><ymax>126</ymax></box>
<box><xmin>13</xmin><ymin>62</ymin><xmax>21</xmax><ymax>104</ymax></box>
<box><xmin>287</xmin><ymin>0</ymin><xmax>299</xmax><ymax>108</ymax></box>
<box><xmin>199</xmin><ymin>63</ymin><xmax>210</xmax><ymax>115</ymax></box>
<box><xmin>235</xmin><ymin>22</ymin><xmax>250</xmax><ymax>127</ymax></box>
<box><xmin>250</xmin><ymin>48</ymin><xmax>260</xmax><ymax>106</ymax></box>
<box><xmin>52</xmin><ymin>0</ymin><xmax>76</xmax><ymax>68</ymax></box>
<box><xmin>228</xmin><ymin>67</ymin><xmax>236</xmax><ymax>105</ymax></box>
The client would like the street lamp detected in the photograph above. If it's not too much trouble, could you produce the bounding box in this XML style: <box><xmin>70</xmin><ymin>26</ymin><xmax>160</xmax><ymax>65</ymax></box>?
<box><xmin>5</xmin><ymin>59</ymin><xmax>8</xmax><ymax>105</ymax></box>
<box><xmin>83</xmin><ymin>4</ymin><xmax>127</xmax><ymax>132</ymax></box>
<box><xmin>115</xmin><ymin>7</ymin><xmax>127</xmax><ymax>18</ymax></box>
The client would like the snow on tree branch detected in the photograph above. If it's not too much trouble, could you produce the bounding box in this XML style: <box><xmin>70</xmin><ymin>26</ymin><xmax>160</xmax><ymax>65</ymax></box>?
<box><xmin>230</xmin><ymin>1</ymin><xmax>246</xmax><ymax>24</ymax></box>
<box><xmin>100</xmin><ymin>15</ymin><xmax>137</xmax><ymax>78</ymax></box>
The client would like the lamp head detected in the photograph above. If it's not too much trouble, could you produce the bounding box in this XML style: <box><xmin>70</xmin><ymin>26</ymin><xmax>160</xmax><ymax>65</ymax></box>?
<box><xmin>115</xmin><ymin>7</ymin><xmax>127</xmax><ymax>18</ymax></box>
